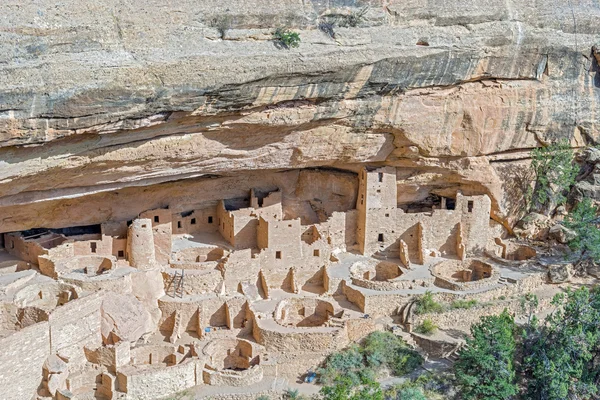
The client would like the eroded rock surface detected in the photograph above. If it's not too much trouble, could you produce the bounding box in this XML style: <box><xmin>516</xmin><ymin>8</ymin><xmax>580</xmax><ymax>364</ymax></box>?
<box><xmin>1</xmin><ymin>0</ymin><xmax>600</xmax><ymax>232</ymax></box>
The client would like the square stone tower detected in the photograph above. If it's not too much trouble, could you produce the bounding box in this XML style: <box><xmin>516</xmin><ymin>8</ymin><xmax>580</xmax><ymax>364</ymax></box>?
<box><xmin>356</xmin><ymin>166</ymin><xmax>397</xmax><ymax>255</ymax></box>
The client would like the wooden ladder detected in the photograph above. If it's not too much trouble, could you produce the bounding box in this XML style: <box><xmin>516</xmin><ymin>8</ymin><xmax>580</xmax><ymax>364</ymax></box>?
<box><xmin>170</xmin><ymin>269</ymin><xmax>184</xmax><ymax>298</ymax></box>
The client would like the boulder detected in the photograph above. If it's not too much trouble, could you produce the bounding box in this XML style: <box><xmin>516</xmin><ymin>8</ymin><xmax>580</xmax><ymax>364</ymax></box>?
<box><xmin>547</xmin><ymin>263</ymin><xmax>572</xmax><ymax>283</ymax></box>
<box><xmin>548</xmin><ymin>224</ymin><xmax>577</xmax><ymax>244</ymax></box>
<box><xmin>101</xmin><ymin>293</ymin><xmax>154</xmax><ymax>345</ymax></box>
<box><xmin>514</xmin><ymin>213</ymin><xmax>552</xmax><ymax>240</ymax></box>
<box><xmin>587</xmin><ymin>264</ymin><xmax>600</xmax><ymax>279</ymax></box>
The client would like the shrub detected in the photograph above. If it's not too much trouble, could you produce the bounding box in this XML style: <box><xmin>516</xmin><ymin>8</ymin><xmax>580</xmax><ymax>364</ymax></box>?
<box><xmin>320</xmin><ymin>375</ymin><xmax>383</xmax><ymax>400</ymax></box>
<box><xmin>395</xmin><ymin>387</ymin><xmax>427</xmax><ymax>400</ymax></box>
<box><xmin>256</xmin><ymin>396</ymin><xmax>270</xmax><ymax>400</ymax></box>
<box><xmin>284</xmin><ymin>389</ymin><xmax>301</xmax><ymax>400</ymax></box>
<box><xmin>362</xmin><ymin>331</ymin><xmax>423</xmax><ymax>375</ymax></box>
<box><xmin>450</xmin><ymin>299</ymin><xmax>478</xmax><ymax>310</ymax></box>
<box><xmin>318</xmin><ymin>344</ymin><xmax>369</xmax><ymax>385</ymax></box>
<box><xmin>274</xmin><ymin>28</ymin><xmax>300</xmax><ymax>49</ymax></box>
<box><xmin>415</xmin><ymin>319</ymin><xmax>437</xmax><ymax>335</ymax></box>
<box><xmin>413</xmin><ymin>291</ymin><xmax>444</xmax><ymax>314</ymax></box>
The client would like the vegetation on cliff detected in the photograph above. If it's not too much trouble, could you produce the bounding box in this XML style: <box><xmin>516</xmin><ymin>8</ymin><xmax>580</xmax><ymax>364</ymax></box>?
<box><xmin>530</xmin><ymin>140</ymin><xmax>579</xmax><ymax>215</ymax></box>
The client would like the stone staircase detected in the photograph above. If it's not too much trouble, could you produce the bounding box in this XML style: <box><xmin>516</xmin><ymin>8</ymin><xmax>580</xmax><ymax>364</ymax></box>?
<box><xmin>394</xmin><ymin>330</ymin><xmax>418</xmax><ymax>348</ymax></box>
<box><xmin>326</xmin><ymin>317</ymin><xmax>345</xmax><ymax>328</ymax></box>
<box><xmin>498</xmin><ymin>276</ymin><xmax>516</xmax><ymax>286</ymax></box>
<box><xmin>444</xmin><ymin>343</ymin><xmax>467</xmax><ymax>363</ymax></box>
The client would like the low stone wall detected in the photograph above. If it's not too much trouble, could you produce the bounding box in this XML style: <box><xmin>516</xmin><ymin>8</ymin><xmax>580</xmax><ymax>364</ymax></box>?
<box><xmin>431</xmin><ymin>259</ymin><xmax>500</xmax><ymax>291</ymax></box>
<box><xmin>162</xmin><ymin>269</ymin><xmax>223</xmax><ymax>295</ymax></box>
<box><xmin>434</xmin><ymin>272</ymin><xmax>546</xmax><ymax>304</ymax></box>
<box><xmin>412</xmin><ymin>291</ymin><xmax>554</xmax><ymax>330</ymax></box>
<box><xmin>351</xmin><ymin>277</ymin><xmax>432</xmax><ymax>291</ymax></box>
<box><xmin>203</xmin><ymin>364</ymin><xmax>263</xmax><ymax>387</ymax></box>
<box><xmin>62</xmin><ymin>269</ymin><xmax>134</xmax><ymax>293</ymax></box>
<box><xmin>411</xmin><ymin>333</ymin><xmax>461</xmax><ymax>358</ymax></box>
<box><xmin>254</xmin><ymin>320</ymin><xmax>345</xmax><ymax>354</ymax></box>
<box><xmin>42</xmin><ymin>255</ymin><xmax>116</xmax><ymax>278</ymax></box>
<box><xmin>118</xmin><ymin>359</ymin><xmax>200</xmax><ymax>400</ymax></box>
<box><xmin>345</xmin><ymin>318</ymin><xmax>382</xmax><ymax>342</ymax></box>
<box><xmin>363</xmin><ymin>292</ymin><xmax>411</xmax><ymax>317</ymax></box>
<box><xmin>341</xmin><ymin>282</ymin><xmax>366</xmax><ymax>312</ymax></box>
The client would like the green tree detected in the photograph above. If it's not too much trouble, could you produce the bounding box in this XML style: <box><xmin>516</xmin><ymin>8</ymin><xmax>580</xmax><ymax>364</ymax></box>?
<box><xmin>563</xmin><ymin>198</ymin><xmax>600</xmax><ymax>262</ymax></box>
<box><xmin>454</xmin><ymin>310</ymin><xmax>518</xmax><ymax>400</ymax></box>
<box><xmin>522</xmin><ymin>287</ymin><xmax>600</xmax><ymax>400</ymax></box>
<box><xmin>530</xmin><ymin>140</ymin><xmax>578</xmax><ymax>214</ymax></box>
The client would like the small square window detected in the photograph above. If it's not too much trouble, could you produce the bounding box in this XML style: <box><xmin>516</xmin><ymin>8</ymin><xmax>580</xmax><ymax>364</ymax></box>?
<box><xmin>191</xmin><ymin>218</ymin><xmax>197</xmax><ymax>225</ymax></box>
<box><xmin>467</xmin><ymin>201</ymin><xmax>474</xmax><ymax>213</ymax></box>
<box><xmin>118</xmin><ymin>250</ymin><xmax>124</xmax><ymax>258</ymax></box>
<box><xmin>288</xmin><ymin>224</ymin><xmax>292</xmax><ymax>228</ymax></box>
<box><xmin>177</xmin><ymin>221</ymin><xmax>182</xmax><ymax>229</ymax></box>
<box><xmin>378</xmin><ymin>234</ymin><xmax>384</xmax><ymax>242</ymax></box>
<box><xmin>276</xmin><ymin>251</ymin><xmax>282</xmax><ymax>259</ymax></box>
<box><xmin>377</xmin><ymin>189</ymin><xmax>381</xmax><ymax>193</ymax></box>
<box><xmin>90</xmin><ymin>242</ymin><xmax>97</xmax><ymax>253</ymax></box>
<box><xmin>141</xmin><ymin>224</ymin><xmax>147</xmax><ymax>228</ymax></box>
<box><xmin>154</xmin><ymin>216</ymin><xmax>160</xmax><ymax>223</ymax></box>
<box><xmin>313</xmin><ymin>249</ymin><xmax>320</xmax><ymax>257</ymax></box>
<box><xmin>208</xmin><ymin>216</ymin><xmax>213</xmax><ymax>224</ymax></box>
<box><xmin>385</xmin><ymin>213</ymin><xmax>390</xmax><ymax>217</ymax></box>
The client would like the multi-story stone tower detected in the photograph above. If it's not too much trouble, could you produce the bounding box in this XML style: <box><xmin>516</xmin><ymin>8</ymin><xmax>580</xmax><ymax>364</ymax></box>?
<box><xmin>356</xmin><ymin>166</ymin><xmax>398</xmax><ymax>256</ymax></box>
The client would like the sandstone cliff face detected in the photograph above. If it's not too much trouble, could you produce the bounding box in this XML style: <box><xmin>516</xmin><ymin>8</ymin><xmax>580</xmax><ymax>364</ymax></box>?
<box><xmin>1</xmin><ymin>0</ymin><xmax>599</xmax><ymax>232</ymax></box>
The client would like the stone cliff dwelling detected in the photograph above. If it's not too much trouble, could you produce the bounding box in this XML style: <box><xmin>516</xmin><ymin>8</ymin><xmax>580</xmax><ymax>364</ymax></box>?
<box><xmin>0</xmin><ymin>165</ymin><xmax>547</xmax><ymax>400</ymax></box>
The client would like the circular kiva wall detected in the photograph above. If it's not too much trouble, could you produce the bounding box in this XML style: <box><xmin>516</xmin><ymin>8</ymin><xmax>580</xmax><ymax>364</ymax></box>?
<box><xmin>172</xmin><ymin>246</ymin><xmax>226</xmax><ymax>263</ymax></box>
<box><xmin>273</xmin><ymin>298</ymin><xmax>334</xmax><ymax>328</ymax></box>
<box><xmin>350</xmin><ymin>260</ymin><xmax>403</xmax><ymax>282</ymax></box>
<box><xmin>47</xmin><ymin>255</ymin><xmax>116</xmax><ymax>278</ymax></box>
<box><xmin>202</xmin><ymin>338</ymin><xmax>264</xmax><ymax>386</ymax></box>
<box><xmin>432</xmin><ymin>259</ymin><xmax>499</xmax><ymax>291</ymax></box>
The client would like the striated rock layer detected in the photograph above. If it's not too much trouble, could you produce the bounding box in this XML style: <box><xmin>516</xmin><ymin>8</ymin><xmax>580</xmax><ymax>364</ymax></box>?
<box><xmin>1</xmin><ymin>0</ymin><xmax>600</xmax><ymax>232</ymax></box>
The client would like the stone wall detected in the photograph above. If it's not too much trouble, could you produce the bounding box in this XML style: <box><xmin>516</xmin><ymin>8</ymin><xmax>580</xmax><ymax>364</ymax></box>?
<box><xmin>118</xmin><ymin>359</ymin><xmax>199</xmax><ymax>400</ymax></box>
<box><xmin>0</xmin><ymin>321</ymin><xmax>50</xmax><ymax>400</ymax></box>
<box><xmin>49</xmin><ymin>292</ymin><xmax>103</xmax><ymax>369</ymax></box>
